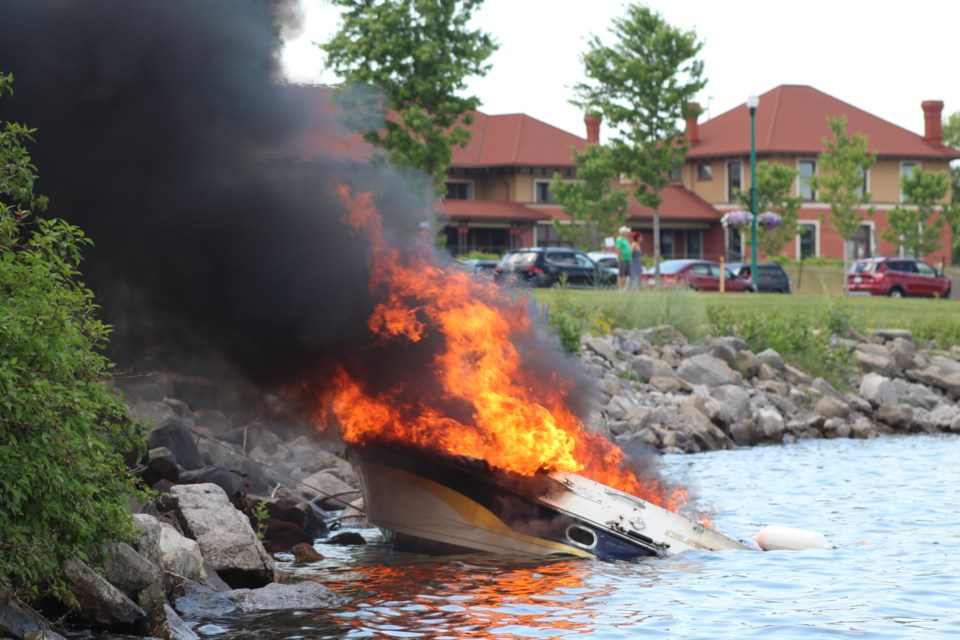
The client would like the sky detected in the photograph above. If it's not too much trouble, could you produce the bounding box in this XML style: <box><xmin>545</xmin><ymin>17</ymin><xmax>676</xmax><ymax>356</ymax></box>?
<box><xmin>281</xmin><ymin>0</ymin><xmax>959</xmax><ymax>140</ymax></box>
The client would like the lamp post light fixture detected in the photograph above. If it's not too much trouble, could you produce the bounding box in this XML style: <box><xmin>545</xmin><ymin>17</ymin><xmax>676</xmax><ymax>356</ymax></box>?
<box><xmin>746</xmin><ymin>93</ymin><xmax>759</xmax><ymax>283</ymax></box>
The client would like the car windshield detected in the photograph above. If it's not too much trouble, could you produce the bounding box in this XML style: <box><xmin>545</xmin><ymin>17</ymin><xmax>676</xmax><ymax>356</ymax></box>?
<box><xmin>659</xmin><ymin>261</ymin><xmax>691</xmax><ymax>275</ymax></box>
<box><xmin>501</xmin><ymin>251</ymin><xmax>537</xmax><ymax>267</ymax></box>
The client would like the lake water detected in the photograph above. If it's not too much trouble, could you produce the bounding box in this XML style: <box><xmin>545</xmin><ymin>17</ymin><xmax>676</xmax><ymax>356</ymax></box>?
<box><xmin>193</xmin><ymin>434</ymin><xmax>960</xmax><ymax>639</ymax></box>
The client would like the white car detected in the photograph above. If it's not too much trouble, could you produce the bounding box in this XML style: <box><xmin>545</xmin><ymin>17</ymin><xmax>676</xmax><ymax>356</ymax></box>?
<box><xmin>587</xmin><ymin>251</ymin><xmax>620</xmax><ymax>278</ymax></box>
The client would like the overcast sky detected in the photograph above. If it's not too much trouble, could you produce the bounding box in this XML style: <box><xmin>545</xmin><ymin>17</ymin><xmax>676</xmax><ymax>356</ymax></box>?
<box><xmin>282</xmin><ymin>0</ymin><xmax>958</xmax><ymax>140</ymax></box>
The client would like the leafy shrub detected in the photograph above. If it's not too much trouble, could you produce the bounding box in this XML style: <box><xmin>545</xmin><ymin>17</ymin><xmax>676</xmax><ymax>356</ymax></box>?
<box><xmin>0</xmin><ymin>74</ymin><xmax>148</xmax><ymax>602</ymax></box>
<box><xmin>706</xmin><ymin>302</ymin><xmax>856</xmax><ymax>389</ymax></box>
<box><xmin>910</xmin><ymin>317</ymin><xmax>960</xmax><ymax>349</ymax></box>
<box><xmin>544</xmin><ymin>276</ymin><xmax>583</xmax><ymax>354</ymax></box>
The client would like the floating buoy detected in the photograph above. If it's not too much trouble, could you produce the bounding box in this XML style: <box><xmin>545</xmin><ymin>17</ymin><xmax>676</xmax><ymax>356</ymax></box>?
<box><xmin>752</xmin><ymin>525</ymin><xmax>832</xmax><ymax>551</ymax></box>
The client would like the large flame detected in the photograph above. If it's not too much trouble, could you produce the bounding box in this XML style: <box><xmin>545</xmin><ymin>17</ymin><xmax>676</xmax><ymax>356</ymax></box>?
<box><xmin>318</xmin><ymin>185</ymin><xmax>685</xmax><ymax>511</ymax></box>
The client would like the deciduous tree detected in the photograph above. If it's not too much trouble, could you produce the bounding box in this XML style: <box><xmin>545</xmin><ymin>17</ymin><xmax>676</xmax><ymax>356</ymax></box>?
<box><xmin>807</xmin><ymin>116</ymin><xmax>876</xmax><ymax>286</ymax></box>
<box><xmin>736</xmin><ymin>161</ymin><xmax>801</xmax><ymax>258</ymax></box>
<box><xmin>882</xmin><ymin>167</ymin><xmax>949</xmax><ymax>259</ymax></box>
<box><xmin>941</xmin><ymin>111</ymin><xmax>960</xmax><ymax>261</ymax></box>
<box><xmin>568</xmin><ymin>4</ymin><xmax>705</xmax><ymax>286</ymax></box>
<box><xmin>549</xmin><ymin>142</ymin><xmax>628</xmax><ymax>250</ymax></box>
<box><xmin>320</xmin><ymin>0</ymin><xmax>497</xmax><ymax>197</ymax></box>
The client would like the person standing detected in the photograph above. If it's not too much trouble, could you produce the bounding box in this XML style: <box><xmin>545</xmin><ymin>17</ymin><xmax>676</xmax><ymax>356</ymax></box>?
<box><xmin>614</xmin><ymin>225</ymin><xmax>632</xmax><ymax>291</ymax></box>
<box><xmin>630</xmin><ymin>231</ymin><xmax>644</xmax><ymax>290</ymax></box>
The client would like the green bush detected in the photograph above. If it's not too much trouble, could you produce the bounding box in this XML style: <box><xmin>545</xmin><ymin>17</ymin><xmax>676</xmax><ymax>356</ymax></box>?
<box><xmin>544</xmin><ymin>276</ymin><xmax>583</xmax><ymax>354</ymax></box>
<box><xmin>706</xmin><ymin>302</ymin><xmax>856</xmax><ymax>389</ymax></box>
<box><xmin>0</xmin><ymin>74</ymin><xmax>148</xmax><ymax>602</ymax></box>
<box><xmin>909</xmin><ymin>317</ymin><xmax>960</xmax><ymax>349</ymax></box>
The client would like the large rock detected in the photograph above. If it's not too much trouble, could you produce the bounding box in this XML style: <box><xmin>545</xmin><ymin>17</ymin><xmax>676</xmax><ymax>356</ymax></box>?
<box><xmin>169</xmin><ymin>483</ymin><xmax>275</xmax><ymax>588</ymax></box>
<box><xmin>159</xmin><ymin>523</ymin><xmax>205</xmax><ymax>591</ymax></box>
<box><xmin>299</xmin><ymin>470</ymin><xmax>361</xmax><ymax>511</ymax></box>
<box><xmin>228</xmin><ymin>581</ymin><xmax>343</xmax><ymax>612</ymax></box>
<box><xmin>708</xmin><ymin>385</ymin><xmax>752</xmax><ymax>425</ymax></box>
<box><xmin>859</xmin><ymin>373</ymin><xmax>903</xmax><ymax>407</ymax></box>
<box><xmin>676</xmin><ymin>354</ymin><xmax>741</xmax><ymax>387</ymax></box>
<box><xmin>148</xmin><ymin>416</ymin><xmax>204</xmax><ymax>471</ymax></box>
<box><xmin>0</xmin><ymin>598</ymin><xmax>63</xmax><ymax>640</ymax></box>
<box><xmin>61</xmin><ymin>558</ymin><xmax>145</xmax><ymax>627</ymax></box>
<box><xmin>98</xmin><ymin>541</ymin><xmax>159</xmax><ymax>596</ymax></box>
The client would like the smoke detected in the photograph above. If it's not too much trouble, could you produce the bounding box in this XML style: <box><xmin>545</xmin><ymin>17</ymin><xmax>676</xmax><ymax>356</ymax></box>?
<box><xmin>0</xmin><ymin>0</ymin><xmax>601</xmax><ymax>432</ymax></box>
<box><xmin>0</xmin><ymin>0</ymin><xmax>430</xmax><ymax>387</ymax></box>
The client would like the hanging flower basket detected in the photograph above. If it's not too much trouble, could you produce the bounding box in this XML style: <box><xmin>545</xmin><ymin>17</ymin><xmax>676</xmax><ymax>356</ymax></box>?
<box><xmin>721</xmin><ymin>210</ymin><xmax>753</xmax><ymax>230</ymax></box>
<box><xmin>757</xmin><ymin>211</ymin><xmax>782</xmax><ymax>230</ymax></box>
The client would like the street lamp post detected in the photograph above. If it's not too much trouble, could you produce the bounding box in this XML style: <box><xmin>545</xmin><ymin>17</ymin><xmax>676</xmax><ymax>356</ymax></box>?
<box><xmin>747</xmin><ymin>94</ymin><xmax>759</xmax><ymax>283</ymax></box>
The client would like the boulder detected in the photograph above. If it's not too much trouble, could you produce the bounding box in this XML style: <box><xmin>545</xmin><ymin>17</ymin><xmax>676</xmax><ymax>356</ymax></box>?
<box><xmin>159</xmin><ymin>523</ymin><xmax>205</xmax><ymax>591</ymax></box>
<box><xmin>228</xmin><ymin>581</ymin><xmax>342</xmax><ymax>612</ymax></box>
<box><xmin>169</xmin><ymin>483</ymin><xmax>276</xmax><ymax>589</ymax></box>
<box><xmin>98</xmin><ymin>541</ymin><xmax>159</xmax><ymax>596</ymax></box>
<box><xmin>708</xmin><ymin>385</ymin><xmax>752</xmax><ymax>425</ymax></box>
<box><xmin>0</xmin><ymin>598</ymin><xmax>62</xmax><ymax>640</ymax></box>
<box><xmin>300</xmin><ymin>470</ymin><xmax>361</xmax><ymax>511</ymax></box>
<box><xmin>756</xmin><ymin>408</ymin><xmax>786</xmax><ymax>441</ymax></box>
<box><xmin>815</xmin><ymin>395</ymin><xmax>850</xmax><ymax>420</ymax></box>
<box><xmin>148</xmin><ymin>416</ymin><xmax>204</xmax><ymax>471</ymax></box>
<box><xmin>61</xmin><ymin>558</ymin><xmax>145</xmax><ymax>627</ymax></box>
<box><xmin>755</xmin><ymin>348</ymin><xmax>786</xmax><ymax>372</ymax></box>
<box><xmin>875</xmin><ymin>403</ymin><xmax>914</xmax><ymax>429</ymax></box>
<box><xmin>676</xmin><ymin>353</ymin><xmax>741</xmax><ymax>387</ymax></box>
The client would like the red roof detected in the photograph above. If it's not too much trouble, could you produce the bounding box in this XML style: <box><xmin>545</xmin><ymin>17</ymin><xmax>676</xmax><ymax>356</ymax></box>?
<box><xmin>689</xmin><ymin>85</ymin><xmax>960</xmax><ymax>161</ymax></box>
<box><xmin>438</xmin><ymin>199</ymin><xmax>551</xmax><ymax>222</ymax></box>
<box><xmin>451</xmin><ymin>112</ymin><xmax>586</xmax><ymax>168</ymax></box>
<box><xmin>625</xmin><ymin>185</ymin><xmax>721</xmax><ymax>222</ymax></box>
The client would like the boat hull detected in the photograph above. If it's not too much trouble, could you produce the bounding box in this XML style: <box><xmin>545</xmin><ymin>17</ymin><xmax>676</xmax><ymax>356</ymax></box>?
<box><xmin>348</xmin><ymin>446</ymin><xmax>748</xmax><ymax>560</ymax></box>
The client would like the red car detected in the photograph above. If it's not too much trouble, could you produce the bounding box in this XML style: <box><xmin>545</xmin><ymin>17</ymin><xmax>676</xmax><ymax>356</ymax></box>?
<box><xmin>847</xmin><ymin>257</ymin><xmax>952</xmax><ymax>298</ymax></box>
<box><xmin>643</xmin><ymin>259</ymin><xmax>756</xmax><ymax>292</ymax></box>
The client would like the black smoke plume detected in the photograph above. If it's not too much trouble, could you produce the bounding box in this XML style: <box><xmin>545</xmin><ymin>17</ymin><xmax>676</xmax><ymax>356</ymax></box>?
<box><xmin>0</xmin><ymin>0</ymin><xmax>428</xmax><ymax>387</ymax></box>
<box><xmin>0</xmin><ymin>0</ymin><xmax>596</xmax><ymax>421</ymax></box>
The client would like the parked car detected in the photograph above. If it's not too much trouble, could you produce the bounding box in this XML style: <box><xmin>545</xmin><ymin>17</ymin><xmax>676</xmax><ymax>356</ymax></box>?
<box><xmin>847</xmin><ymin>257</ymin><xmax>952</xmax><ymax>298</ymax></box>
<box><xmin>586</xmin><ymin>251</ymin><xmax>620</xmax><ymax>279</ymax></box>
<box><xmin>727</xmin><ymin>262</ymin><xmax>792</xmax><ymax>293</ymax></box>
<box><xmin>494</xmin><ymin>247</ymin><xmax>616</xmax><ymax>288</ymax></box>
<box><xmin>458</xmin><ymin>258</ymin><xmax>500</xmax><ymax>281</ymax></box>
<box><xmin>642</xmin><ymin>259</ymin><xmax>756</xmax><ymax>292</ymax></box>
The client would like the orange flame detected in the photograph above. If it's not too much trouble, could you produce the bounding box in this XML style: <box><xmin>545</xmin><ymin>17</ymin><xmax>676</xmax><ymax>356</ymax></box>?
<box><xmin>317</xmin><ymin>185</ymin><xmax>685</xmax><ymax>510</ymax></box>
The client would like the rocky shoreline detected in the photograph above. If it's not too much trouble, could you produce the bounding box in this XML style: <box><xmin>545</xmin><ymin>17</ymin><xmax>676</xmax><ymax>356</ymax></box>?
<box><xmin>3</xmin><ymin>326</ymin><xmax>959</xmax><ymax>639</ymax></box>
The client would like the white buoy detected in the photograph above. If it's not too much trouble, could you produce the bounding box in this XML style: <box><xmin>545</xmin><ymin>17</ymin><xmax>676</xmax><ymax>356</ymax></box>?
<box><xmin>752</xmin><ymin>525</ymin><xmax>832</xmax><ymax>551</ymax></box>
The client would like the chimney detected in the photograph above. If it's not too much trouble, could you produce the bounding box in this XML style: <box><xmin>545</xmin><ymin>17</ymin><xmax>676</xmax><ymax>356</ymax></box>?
<box><xmin>685</xmin><ymin>102</ymin><xmax>701</xmax><ymax>146</ymax></box>
<box><xmin>584</xmin><ymin>113</ymin><xmax>601</xmax><ymax>145</ymax></box>
<box><xmin>922</xmin><ymin>100</ymin><xmax>944</xmax><ymax>145</ymax></box>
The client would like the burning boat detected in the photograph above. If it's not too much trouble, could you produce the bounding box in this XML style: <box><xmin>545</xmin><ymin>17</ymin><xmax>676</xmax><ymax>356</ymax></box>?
<box><xmin>318</xmin><ymin>187</ymin><xmax>750</xmax><ymax>560</ymax></box>
<box><xmin>349</xmin><ymin>445</ymin><xmax>749</xmax><ymax>559</ymax></box>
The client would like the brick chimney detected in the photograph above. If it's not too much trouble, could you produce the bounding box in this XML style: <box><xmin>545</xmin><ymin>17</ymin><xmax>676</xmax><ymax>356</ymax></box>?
<box><xmin>584</xmin><ymin>113</ymin><xmax>601</xmax><ymax>144</ymax></box>
<box><xmin>922</xmin><ymin>100</ymin><xmax>944</xmax><ymax>145</ymax></box>
<box><xmin>685</xmin><ymin>102</ymin><xmax>701</xmax><ymax>146</ymax></box>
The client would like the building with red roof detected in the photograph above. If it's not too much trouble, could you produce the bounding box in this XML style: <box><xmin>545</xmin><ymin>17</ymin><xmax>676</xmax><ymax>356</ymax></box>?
<box><xmin>440</xmin><ymin>84</ymin><xmax>958</xmax><ymax>265</ymax></box>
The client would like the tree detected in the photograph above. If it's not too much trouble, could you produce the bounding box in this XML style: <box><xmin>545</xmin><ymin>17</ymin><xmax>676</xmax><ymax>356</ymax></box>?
<box><xmin>736</xmin><ymin>161</ymin><xmax>801</xmax><ymax>258</ymax></box>
<box><xmin>881</xmin><ymin>167</ymin><xmax>949</xmax><ymax>258</ymax></box>
<box><xmin>570</xmin><ymin>4</ymin><xmax>705</xmax><ymax>286</ymax></box>
<box><xmin>549</xmin><ymin>142</ymin><xmax>629</xmax><ymax>250</ymax></box>
<box><xmin>0</xmin><ymin>73</ymin><xmax>148</xmax><ymax>602</ymax></box>
<box><xmin>320</xmin><ymin>0</ymin><xmax>497</xmax><ymax>197</ymax></box>
<box><xmin>807</xmin><ymin>116</ymin><xmax>877</xmax><ymax>286</ymax></box>
<box><xmin>941</xmin><ymin>111</ymin><xmax>960</xmax><ymax>262</ymax></box>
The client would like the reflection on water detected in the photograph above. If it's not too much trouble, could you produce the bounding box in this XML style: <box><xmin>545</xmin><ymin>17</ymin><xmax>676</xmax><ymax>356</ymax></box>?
<box><xmin>189</xmin><ymin>435</ymin><xmax>960</xmax><ymax>639</ymax></box>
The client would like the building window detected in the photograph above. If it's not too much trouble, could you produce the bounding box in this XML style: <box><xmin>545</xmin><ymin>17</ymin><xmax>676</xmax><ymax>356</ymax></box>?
<box><xmin>797</xmin><ymin>221</ymin><xmax>818</xmax><ymax>259</ymax></box>
<box><xmin>798</xmin><ymin>159</ymin><xmax>816</xmax><ymax>201</ymax></box>
<box><xmin>685</xmin><ymin>230</ymin><xmax>703</xmax><ymax>259</ymax></box>
<box><xmin>726</xmin><ymin>161</ymin><xmax>742</xmax><ymax>202</ymax></box>
<box><xmin>855</xmin><ymin>166</ymin><xmax>869</xmax><ymax>200</ymax></box>
<box><xmin>698</xmin><ymin>163</ymin><xmax>712</xmax><ymax>181</ymax></box>
<box><xmin>900</xmin><ymin>161</ymin><xmax>920</xmax><ymax>203</ymax></box>
<box><xmin>445</xmin><ymin>181</ymin><xmax>474</xmax><ymax>200</ymax></box>
<box><xmin>852</xmin><ymin>222</ymin><xmax>876</xmax><ymax>259</ymax></box>
<box><xmin>660</xmin><ymin>231</ymin><xmax>675</xmax><ymax>259</ymax></box>
<box><xmin>668</xmin><ymin>166</ymin><xmax>682</xmax><ymax>182</ymax></box>
<box><xmin>535</xmin><ymin>181</ymin><xmax>558</xmax><ymax>204</ymax></box>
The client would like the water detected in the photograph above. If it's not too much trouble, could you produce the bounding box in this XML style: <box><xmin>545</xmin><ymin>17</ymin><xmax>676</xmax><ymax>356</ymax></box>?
<box><xmin>191</xmin><ymin>434</ymin><xmax>960</xmax><ymax>639</ymax></box>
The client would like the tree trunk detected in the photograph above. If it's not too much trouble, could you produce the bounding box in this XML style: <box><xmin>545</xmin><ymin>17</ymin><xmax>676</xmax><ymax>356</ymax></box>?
<box><xmin>653</xmin><ymin>205</ymin><xmax>661</xmax><ymax>288</ymax></box>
